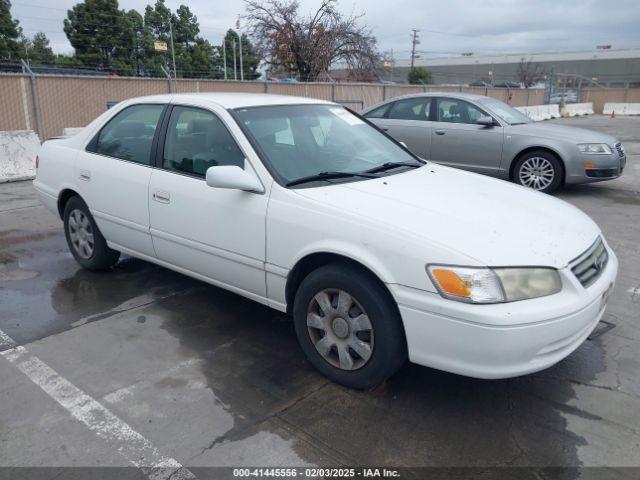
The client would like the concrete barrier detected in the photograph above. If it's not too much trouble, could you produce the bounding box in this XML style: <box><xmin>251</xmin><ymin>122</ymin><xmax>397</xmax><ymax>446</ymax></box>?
<box><xmin>515</xmin><ymin>104</ymin><xmax>560</xmax><ymax>121</ymax></box>
<box><xmin>0</xmin><ymin>130</ymin><xmax>40</xmax><ymax>183</ymax></box>
<box><xmin>561</xmin><ymin>103</ymin><xmax>594</xmax><ymax>117</ymax></box>
<box><xmin>603</xmin><ymin>103</ymin><xmax>640</xmax><ymax>115</ymax></box>
<box><xmin>62</xmin><ymin>127</ymin><xmax>84</xmax><ymax>137</ymax></box>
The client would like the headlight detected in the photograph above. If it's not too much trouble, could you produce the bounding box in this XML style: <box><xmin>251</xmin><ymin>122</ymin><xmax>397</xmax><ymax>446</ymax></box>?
<box><xmin>426</xmin><ymin>265</ymin><xmax>562</xmax><ymax>304</ymax></box>
<box><xmin>578</xmin><ymin>143</ymin><xmax>612</xmax><ymax>155</ymax></box>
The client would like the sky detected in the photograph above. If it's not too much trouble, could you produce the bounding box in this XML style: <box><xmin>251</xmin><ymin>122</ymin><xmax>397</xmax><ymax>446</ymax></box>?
<box><xmin>10</xmin><ymin>0</ymin><xmax>640</xmax><ymax>59</ymax></box>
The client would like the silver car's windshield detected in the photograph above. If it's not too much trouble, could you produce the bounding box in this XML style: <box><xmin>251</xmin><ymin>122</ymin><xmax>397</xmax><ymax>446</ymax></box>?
<box><xmin>233</xmin><ymin>104</ymin><xmax>422</xmax><ymax>186</ymax></box>
<box><xmin>479</xmin><ymin>98</ymin><xmax>533</xmax><ymax>125</ymax></box>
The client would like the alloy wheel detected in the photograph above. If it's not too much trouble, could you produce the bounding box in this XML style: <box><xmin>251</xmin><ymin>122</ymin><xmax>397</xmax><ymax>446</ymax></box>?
<box><xmin>306</xmin><ymin>288</ymin><xmax>374</xmax><ymax>371</ymax></box>
<box><xmin>519</xmin><ymin>156</ymin><xmax>555</xmax><ymax>190</ymax></box>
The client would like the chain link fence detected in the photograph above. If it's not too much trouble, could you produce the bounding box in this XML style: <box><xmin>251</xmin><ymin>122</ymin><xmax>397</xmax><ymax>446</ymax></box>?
<box><xmin>1</xmin><ymin>72</ymin><xmax>639</xmax><ymax>140</ymax></box>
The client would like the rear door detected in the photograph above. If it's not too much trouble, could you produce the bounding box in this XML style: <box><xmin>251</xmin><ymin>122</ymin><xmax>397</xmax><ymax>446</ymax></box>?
<box><xmin>78</xmin><ymin>103</ymin><xmax>165</xmax><ymax>257</ymax></box>
<box><xmin>365</xmin><ymin>97</ymin><xmax>432</xmax><ymax>159</ymax></box>
<box><xmin>430</xmin><ymin>97</ymin><xmax>504</xmax><ymax>175</ymax></box>
<box><xmin>148</xmin><ymin>104</ymin><xmax>268</xmax><ymax>299</ymax></box>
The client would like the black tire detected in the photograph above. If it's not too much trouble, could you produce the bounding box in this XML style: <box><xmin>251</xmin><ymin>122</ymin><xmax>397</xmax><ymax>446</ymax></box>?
<box><xmin>293</xmin><ymin>263</ymin><xmax>407</xmax><ymax>390</ymax></box>
<box><xmin>513</xmin><ymin>150</ymin><xmax>563</xmax><ymax>194</ymax></box>
<box><xmin>63</xmin><ymin>196</ymin><xmax>120</xmax><ymax>270</ymax></box>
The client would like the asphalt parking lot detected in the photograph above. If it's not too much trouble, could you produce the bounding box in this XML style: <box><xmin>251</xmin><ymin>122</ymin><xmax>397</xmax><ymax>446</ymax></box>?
<box><xmin>1</xmin><ymin>114</ymin><xmax>639</xmax><ymax>478</ymax></box>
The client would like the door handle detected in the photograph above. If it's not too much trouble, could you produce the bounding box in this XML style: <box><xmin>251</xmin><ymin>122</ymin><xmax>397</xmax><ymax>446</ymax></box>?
<box><xmin>152</xmin><ymin>191</ymin><xmax>170</xmax><ymax>203</ymax></box>
<box><xmin>435</xmin><ymin>130</ymin><xmax>446</xmax><ymax>135</ymax></box>
<box><xmin>79</xmin><ymin>170</ymin><xmax>91</xmax><ymax>181</ymax></box>
<box><xmin>381</xmin><ymin>127</ymin><xmax>389</xmax><ymax>131</ymax></box>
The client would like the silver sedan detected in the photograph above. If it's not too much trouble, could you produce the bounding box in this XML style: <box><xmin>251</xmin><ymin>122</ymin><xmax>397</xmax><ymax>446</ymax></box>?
<box><xmin>362</xmin><ymin>93</ymin><xmax>626</xmax><ymax>193</ymax></box>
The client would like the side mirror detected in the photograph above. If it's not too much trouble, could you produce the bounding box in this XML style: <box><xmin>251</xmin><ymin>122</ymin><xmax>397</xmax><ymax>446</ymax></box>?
<box><xmin>205</xmin><ymin>165</ymin><xmax>264</xmax><ymax>193</ymax></box>
<box><xmin>476</xmin><ymin>116</ymin><xmax>496</xmax><ymax>127</ymax></box>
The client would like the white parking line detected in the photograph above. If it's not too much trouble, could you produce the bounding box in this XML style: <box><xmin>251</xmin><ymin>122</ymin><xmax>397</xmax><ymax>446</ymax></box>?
<box><xmin>0</xmin><ymin>329</ymin><xmax>197</xmax><ymax>480</ymax></box>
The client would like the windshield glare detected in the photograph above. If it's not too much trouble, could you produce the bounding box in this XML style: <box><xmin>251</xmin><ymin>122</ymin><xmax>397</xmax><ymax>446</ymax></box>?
<box><xmin>478</xmin><ymin>98</ymin><xmax>533</xmax><ymax>125</ymax></box>
<box><xmin>234</xmin><ymin>104</ymin><xmax>421</xmax><ymax>185</ymax></box>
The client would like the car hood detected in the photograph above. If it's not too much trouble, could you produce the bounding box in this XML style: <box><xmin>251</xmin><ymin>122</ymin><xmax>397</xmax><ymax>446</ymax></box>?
<box><xmin>293</xmin><ymin>165</ymin><xmax>600</xmax><ymax>268</ymax></box>
<box><xmin>508</xmin><ymin>122</ymin><xmax>619</xmax><ymax>144</ymax></box>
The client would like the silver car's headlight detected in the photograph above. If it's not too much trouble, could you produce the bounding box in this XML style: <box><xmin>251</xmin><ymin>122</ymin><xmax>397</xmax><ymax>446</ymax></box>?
<box><xmin>578</xmin><ymin>143</ymin><xmax>612</xmax><ymax>155</ymax></box>
<box><xmin>426</xmin><ymin>265</ymin><xmax>562</xmax><ymax>304</ymax></box>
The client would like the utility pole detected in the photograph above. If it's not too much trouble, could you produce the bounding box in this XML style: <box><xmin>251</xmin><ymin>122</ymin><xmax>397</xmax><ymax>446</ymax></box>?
<box><xmin>222</xmin><ymin>38</ymin><xmax>227</xmax><ymax>80</ymax></box>
<box><xmin>232</xmin><ymin>40</ymin><xmax>237</xmax><ymax>80</ymax></box>
<box><xmin>390</xmin><ymin>48</ymin><xmax>394</xmax><ymax>82</ymax></box>
<box><xmin>169</xmin><ymin>20</ymin><xmax>177</xmax><ymax>80</ymax></box>
<box><xmin>237</xmin><ymin>17</ymin><xmax>244</xmax><ymax>81</ymax></box>
<box><xmin>410</xmin><ymin>29</ymin><xmax>420</xmax><ymax>71</ymax></box>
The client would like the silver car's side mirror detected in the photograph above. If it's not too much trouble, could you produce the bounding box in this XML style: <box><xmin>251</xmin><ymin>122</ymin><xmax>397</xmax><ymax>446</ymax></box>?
<box><xmin>476</xmin><ymin>116</ymin><xmax>496</xmax><ymax>127</ymax></box>
<box><xmin>205</xmin><ymin>165</ymin><xmax>264</xmax><ymax>193</ymax></box>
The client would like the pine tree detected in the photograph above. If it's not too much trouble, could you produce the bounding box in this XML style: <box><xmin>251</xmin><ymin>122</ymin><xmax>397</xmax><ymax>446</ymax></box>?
<box><xmin>0</xmin><ymin>0</ymin><xmax>22</xmax><ymax>62</ymax></box>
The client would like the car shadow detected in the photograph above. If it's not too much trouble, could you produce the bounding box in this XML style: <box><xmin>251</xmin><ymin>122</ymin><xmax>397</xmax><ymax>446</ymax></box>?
<box><xmin>150</xmin><ymin>277</ymin><xmax>604</xmax><ymax>474</ymax></box>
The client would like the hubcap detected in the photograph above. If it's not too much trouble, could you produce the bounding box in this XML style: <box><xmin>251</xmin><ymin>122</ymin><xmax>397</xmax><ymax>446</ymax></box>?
<box><xmin>306</xmin><ymin>289</ymin><xmax>374</xmax><ymax>371</ymax></box>
<box><xmin>68</xmin><ymin>209</ymin><xmax>95</xmax><ymax>259</ymax></box>
<box><xmin>519</xmin><ymin>156</ymin><xmax>555</xmax><ymax>190</ymax></box>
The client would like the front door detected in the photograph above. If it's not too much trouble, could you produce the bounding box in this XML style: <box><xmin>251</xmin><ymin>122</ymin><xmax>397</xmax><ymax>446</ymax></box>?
<box><xmin>430</xmin><ymin>97</ymin><xmax>504</xmax><ymax>176</ymax></box>
<box><xmin>148</xmin><ymin>104</ymin><xmax>268</xmax><ymax>299</ymax></box>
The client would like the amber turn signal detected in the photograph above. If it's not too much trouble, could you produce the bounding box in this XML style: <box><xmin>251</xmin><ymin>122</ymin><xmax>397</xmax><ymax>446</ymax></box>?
<box><xmin>431</xmin><ymin>269</ymin><xmax>471</xmax><ymax>297</ymax></box>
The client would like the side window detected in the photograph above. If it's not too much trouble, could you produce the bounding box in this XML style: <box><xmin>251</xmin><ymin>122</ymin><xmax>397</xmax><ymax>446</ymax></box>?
<box><xmin>437</xmin><ymin>99</ymin><xmax>487</xmax><ymax>125</ymax></box>
<box><xmin>89</xmin><ymin>104</ymin><xmax>164</xmax><ymax>165</ymax></box>
<box><xmin>388</xmin><ymin>98</ymin><xmax>432</xmax><ymax>121</ymax></box>
<box><xmin>364</xmin><ymin>103</ymin><xmax>391</xmax><ymax>119</ymax></box>
<box><xmin>162</xmin><ymin>106</ymin><xmax>245</xmax><ymax>177</ymax></box>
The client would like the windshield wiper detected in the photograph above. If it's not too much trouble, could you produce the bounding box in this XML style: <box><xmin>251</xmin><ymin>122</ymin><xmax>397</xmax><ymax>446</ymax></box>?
<box><xmin>286</xmin><ymin>171</ymin><xmax>378</xmax><ymax>187</ymax></box>
<box><xmin>364</xmin><ymin>162</ymin><xmax>423</xmax><ymax>174</ymax></box>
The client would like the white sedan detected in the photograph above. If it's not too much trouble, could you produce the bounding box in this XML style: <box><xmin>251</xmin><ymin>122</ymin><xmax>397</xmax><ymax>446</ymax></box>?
<box><xmin>33</xmin><ymin>93</ymin><xmax>617</xmax><ymax>389</ymax></box>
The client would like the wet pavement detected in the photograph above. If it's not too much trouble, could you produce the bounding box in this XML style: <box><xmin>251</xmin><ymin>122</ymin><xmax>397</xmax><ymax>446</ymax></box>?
<box><xmin>1</xmin><ymin>115</ymin><xmax>639</xmax><ymax>477</ymax></box>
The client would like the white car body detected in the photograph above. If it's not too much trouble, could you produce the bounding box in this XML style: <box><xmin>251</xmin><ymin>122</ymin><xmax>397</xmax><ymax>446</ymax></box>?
<box><xmin>33</xmin><ymin>93</ymin><xmax>617</xmax><ymax>380</ymax></box>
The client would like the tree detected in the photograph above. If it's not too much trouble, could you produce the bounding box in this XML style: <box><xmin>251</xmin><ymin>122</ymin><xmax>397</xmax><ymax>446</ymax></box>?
<box><xmin>245</xmin><ymin>0</ymin><xmax>380</xmax><ymax>82</ymax></box>
<box><xmin>0</xmin><ymin>0</ymin><xmax>22</xmax><ymax>62</ymax></box>
<box><xmin>174</xmin><ymin>5</ymin><xmax>199</xmax><ymax>48</ymax></box>
<box><xmin>23</xmin><ymin>32</ymin><xmax>55</xmax><ymax>64</ymax></box>
<box><xmin>126</xmin><ymin>9</ymin><xmax>146</xmax><ymax>75</ymax></box>
<box><xmin>408</xmin><ymin>67</ymin><xmax>431</xmax><ymax>85</ymax></box>
<box><xmin>63</xmin><ymin>0</ymin><xmax>136</xmax><ymax>74</ymax></box>
<box><xmin>517</xmin><ymin>57</ymin><xmax>544</xmax><ymax>87</ymax></box>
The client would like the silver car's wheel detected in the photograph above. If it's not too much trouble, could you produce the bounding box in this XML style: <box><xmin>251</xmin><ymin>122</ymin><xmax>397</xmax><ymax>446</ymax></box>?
<box><xmin>518</xmin><ymin>156</ymin><xmax>555</xmax><ymax>191</ymax></box>
<box><xmin>306</xmin><ymin>288</ymin><xmax>374</xmax><ymax>371</ymax></box>
<box><xmin>67</xmin><ymin>208</ymin><xmax>95</xmax><ymax>259</ymax></box>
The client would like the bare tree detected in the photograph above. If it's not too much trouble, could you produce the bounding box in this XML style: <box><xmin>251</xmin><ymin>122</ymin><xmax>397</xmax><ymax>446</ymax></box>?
<box><xmin>245</xmin><ymin>0</ymin><xmax>381</xmax><ymax>81</ymax></box>
<box><xmin>517</xmin><ymin>57</ymin><xmax>545</xmax><ymax>87</ymax></box>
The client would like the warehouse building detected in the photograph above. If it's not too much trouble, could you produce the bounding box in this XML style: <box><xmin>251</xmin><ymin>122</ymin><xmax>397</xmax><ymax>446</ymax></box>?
<box><xmin>337</xmin><ymin>48</ymin><xmax>640</xmax><ymax>86</ymax></box>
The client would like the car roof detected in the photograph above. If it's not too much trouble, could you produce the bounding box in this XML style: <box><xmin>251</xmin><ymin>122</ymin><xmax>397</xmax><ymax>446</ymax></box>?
<box><xmin>361</xmin><ymin>91</ymin><xmax>492</xmax><ymax>113</ymax></box>
<box><xmin>124</xmin><ymin>92</ymin><xmax>335</xmax><ymax>110</ymax></box>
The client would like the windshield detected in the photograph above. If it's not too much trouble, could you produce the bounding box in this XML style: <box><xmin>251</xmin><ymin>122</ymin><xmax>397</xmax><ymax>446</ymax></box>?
<box><xmin>233</xmin><ymin>104</ymin><xmax>422</xmax><ymax>186</ymax></box>
<box><xmin>478</xmin><ymin>97</ymin><xmax>533</xmax><ymax>125</ymax></box>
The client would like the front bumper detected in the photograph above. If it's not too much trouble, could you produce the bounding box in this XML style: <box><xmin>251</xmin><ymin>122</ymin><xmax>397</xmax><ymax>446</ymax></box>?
<box><xmin>565</xmin><ymin>150</ymin><xmax>626</xmax><ymax>184</ymax></box>
<box><xmin>391</xmin><ymin>246</ymin><xmax>618</xmax><ymax>379</ymax></box>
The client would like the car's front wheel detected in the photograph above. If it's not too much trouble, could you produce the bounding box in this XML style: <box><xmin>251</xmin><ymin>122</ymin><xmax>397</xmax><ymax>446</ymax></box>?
<box><xmin>292</xmin><ymin>263</ymin><xmax>406</xmax><ymax>390</ymax></box>
<box><xmin>513</xmin><ymin>150</ymin><xmax>563</xmax><ymax>193</ymax></box>
<box><xmin>63</xmin><ymin>196</ymin><xmax>120</xmax><ymax>270</ymax></box>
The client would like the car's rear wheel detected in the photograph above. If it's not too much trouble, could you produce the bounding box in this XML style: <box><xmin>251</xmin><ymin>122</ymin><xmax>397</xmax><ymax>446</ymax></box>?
<box><xmin>63</xmin><ymin>196</ymin><xmax>120</xmax><ymax>270</ymax></box>
<box><xmin>292</xmin><ymin>263</ymin><xmax>406</xmax><ymax>390</ymax></box>
<box><xmin>514</xmin><ymin>150</ymin><xmax>563</xmax><ymax>193</ymax></box>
